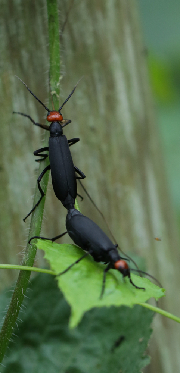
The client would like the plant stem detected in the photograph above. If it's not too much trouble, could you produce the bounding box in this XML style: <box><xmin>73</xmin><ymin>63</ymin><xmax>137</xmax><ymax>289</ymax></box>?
<box><xmin>47</xmin><ymin>0</ymin><xmax>61</xmax><ymax>107</ymax></box>
<box><xmin>0</xmin><ymin>264</ymin><xmax>56</xmax><ymax>276</ymax></box>
<box><xmin>139</xmin><ymin>303</ymin><xmax>180</xmax><ymax>324</ymax></box>
<box><xmin>0</xmin><ymin>0</ymin><xmax>60</xmax><ymax>362</ymax></box>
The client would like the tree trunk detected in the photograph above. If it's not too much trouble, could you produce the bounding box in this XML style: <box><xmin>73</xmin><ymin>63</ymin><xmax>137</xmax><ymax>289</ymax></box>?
<box><xmin>0</xmin><ymin>0</ymin><xmax>179</xmax><ymax>372</ymax></box>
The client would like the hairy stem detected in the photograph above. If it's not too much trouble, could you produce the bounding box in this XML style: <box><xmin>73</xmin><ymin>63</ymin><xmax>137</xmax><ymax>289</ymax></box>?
<box><xmin>0</xmin><ymin>0</ymin><xmax>60</xmax><ymax>362</ymax></box>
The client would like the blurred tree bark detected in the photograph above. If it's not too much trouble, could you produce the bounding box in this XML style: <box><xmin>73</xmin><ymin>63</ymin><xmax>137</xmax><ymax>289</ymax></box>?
<box><xmin>0</xmin><ymin>0</ymin><xmax>180</xmax><ymax>372</ymax></box>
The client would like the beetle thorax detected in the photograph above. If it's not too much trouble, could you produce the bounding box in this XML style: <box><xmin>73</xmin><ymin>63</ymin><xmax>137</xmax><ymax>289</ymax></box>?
<box><xmin>50</xmin><ymin>122</ymin><xmax>63</xmax><ymax>137</ymax></box>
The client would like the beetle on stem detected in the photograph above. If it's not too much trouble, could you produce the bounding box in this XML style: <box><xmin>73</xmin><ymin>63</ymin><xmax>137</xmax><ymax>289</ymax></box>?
<box><xmin>13</xmin><ymin>77</ymin><xmax>85</xmax><ymax>221</ymax></box>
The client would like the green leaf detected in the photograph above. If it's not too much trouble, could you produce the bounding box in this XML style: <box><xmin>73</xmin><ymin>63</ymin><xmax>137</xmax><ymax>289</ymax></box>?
<box><xmin>36</xmin><ymin>239</ymin><xmax>165</xmax><ymax>328</ymax></box>
<box><xmin>0</xmin><ymin>274</ymin><xmax>154</xmax><ymax>373</ymax></box>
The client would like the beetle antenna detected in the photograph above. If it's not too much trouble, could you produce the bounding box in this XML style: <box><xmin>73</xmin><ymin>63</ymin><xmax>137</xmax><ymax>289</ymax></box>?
<box><xmin>131</xmin><ymin>269</ymin><xmax>162</xmax><ymax>288</ymax></box>
<box><xmin>15</xmin><ymin>76</ymin><xmax>50</xmax><ymax>112</ymax></box>
<box><xmin>59</xmin><ymin>76</ymin><xmax>84</xmax><ymax>111</ymax></box>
